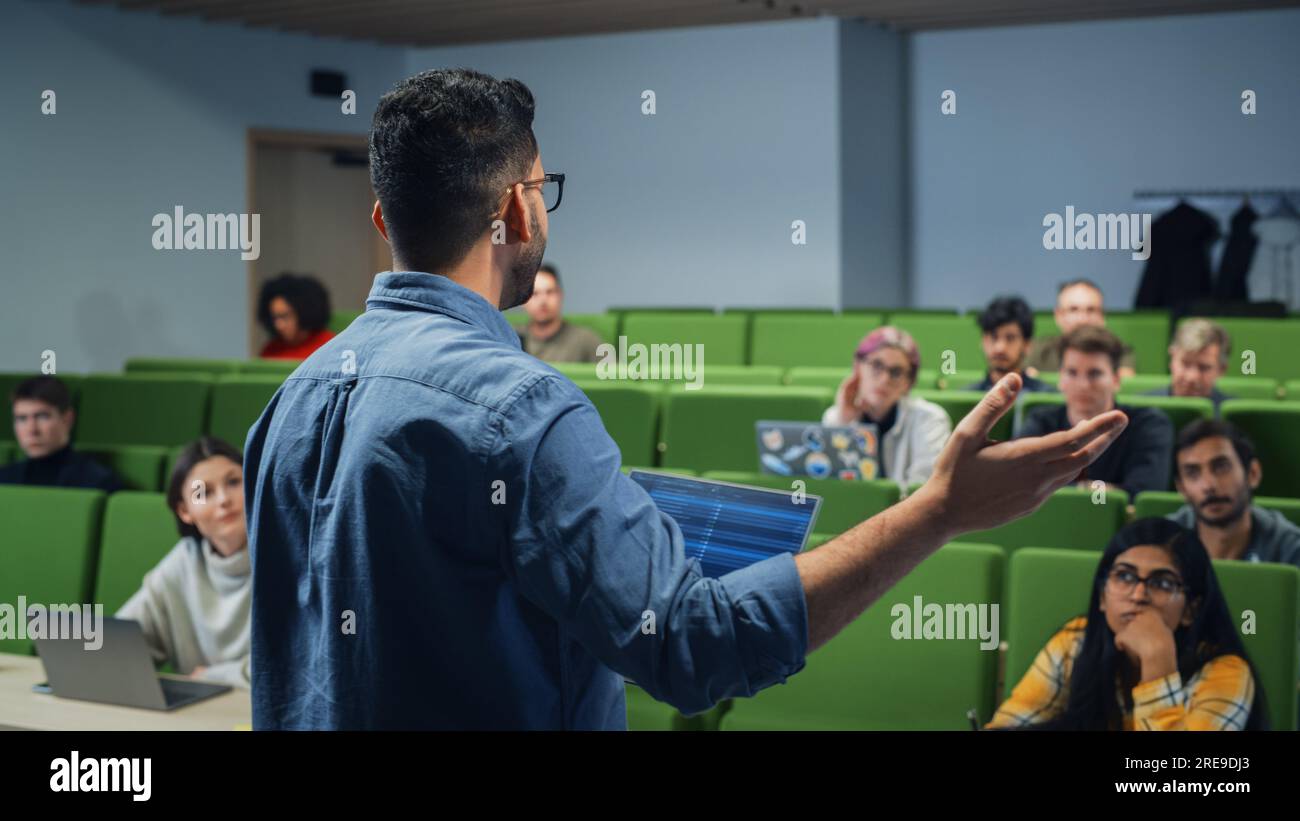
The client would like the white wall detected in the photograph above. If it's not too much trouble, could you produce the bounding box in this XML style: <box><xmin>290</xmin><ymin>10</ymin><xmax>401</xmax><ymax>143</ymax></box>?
<box><xmin>406</xmin><ymin>19</ymin><xmax>843</xmax><ymax>314</ymax></box>
<box><xmin>908</xmin><ymin>9</ymin><xmax>1300</xmax><ymax>311</ymax></box>
<box><xmin>0</xmin><ymin>0</ymin><xmax>404</xmax><ymax>372</ymax></box>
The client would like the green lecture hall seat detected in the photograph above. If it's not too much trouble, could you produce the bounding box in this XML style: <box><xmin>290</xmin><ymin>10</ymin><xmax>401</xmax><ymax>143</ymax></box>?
<box><xmin>0</xmin><ymin>442</ymin><xmax>14</xmax><ymax>465</ymax></box>
<box><xmin>74</xmin><ymin>373</ymin><xmax>211</xmax><ymax>448</ymax></box>
<box><xmin>620</xmin><ymin>312</ymin><xmax>748</xmax><ymax>366</ymax></box>
<box><xmin>913</xmin><ymin>389</ymin><xmax>1012</xmax><ymax>442</ymax></box>
<box><xmin>933</xmin><ymin>369</ymin><xmax>987</xmax><ymax>391</ymax></box>
<box><xmin>701</xmin><ymin>471</ymin><xmax>900</xmax><ymax>535</ymax></box>
<box><xmin>1116</xmin><ymin>394</ymin><xmax>1213</xmax><ymax>435</ymax></box>
<box><xmin>578</xmin><ymin>383</ymin><xmax>660</xmax><ymax>468</ymax></box>
<box><xmin>76</xmin><ymin>444</ymin><xmax>168</xmax><ymax>492</ymax></box>
<box><xmin>960</xmin><ymin>486</ymin><xmax>1128</xmax><ymax>555</ymax></box>
<box><xmin>1205</xmin><ymin>317</ymin><xmax>1300</xmax><ymax>381</ymax></box>
<box><xmin>1117</xmin><ymin>374</ymin><xmax>1171</xmax><ymax>395</ymax></box>
<box><xmin>238</xmin><ymin>359</ymin><xmax>300</xmax><ymax>377</ymax></box>
<box><xmin>1005</xmin><ymin>548</ymin><xmax>1299</xmax><ymax>730</ymax></box>
<box><xmin>748</xmin><ymin>314</ymin><xmax>883</xmax><ymax>369</ymax></box>
<box><xmin>783</xmin><ymin>366</ymin><xmax>850</xmax><ymax>390</ymax></box>
<box><xmin>1222</xmin><ymin>400</ymin><xmax>1300</xmax><ymax>498</ymax></box>
<box><xmin>124</xmin><ymin>357</ymin><xmax>241</xmax><ymax>376</ymax></box>
<box><xmin>0</xmin><ymin>486</ymin><xmax>106</xmax><ymax>656</ymax></box>
<box><xmin>1102</xmin><ymin>313</ymin><xmax>1170</xmax><ymax>374</ymax></box>
<box><xmin>884</xmin><ymin>313</ymin><xmax>985</xmax><ymax>376</ymax></box>
<box><xmin>658</xmin><ymin>386</ymin><xmax>830</xmax><ymax>473</ymax></box>
<box><xmin>722</xmin><ymin>543</ymin><xmax>1004</xmax><ymax>730</ymax></box>
<box><xmin>1216</xmin><ymin>376</ymin><xmax>1280</xmax><ymax>401</ymax></box>
<box><xmin>327</xmin><ymin>310</ymin><xmax>362</xmax><ymax>334</ymax></box>
<box><xmin>92</xmin><ymin>491</ymin><xmax>178</xmax><ymax>614</ymax></box>
<box><xmin>208</xmin><ymin>375</ymin><xmax>284</xmax><ymax>449</ymax></box>
<box><xmin>563</xmin><ymin>313</ymin><xmax>618</xmax><ymax>344</ymax></box>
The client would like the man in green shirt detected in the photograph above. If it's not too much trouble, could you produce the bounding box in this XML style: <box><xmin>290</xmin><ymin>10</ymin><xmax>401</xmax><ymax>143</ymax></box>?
<box><xmin>519</xmin><ymin>263</ymin><xmax>603</xmax><ymax>363</ymax></box>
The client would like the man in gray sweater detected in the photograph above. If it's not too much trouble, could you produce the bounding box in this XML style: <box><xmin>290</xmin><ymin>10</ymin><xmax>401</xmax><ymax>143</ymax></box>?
<box><xmin>1168</xmin><ymin>419</ymin><xmax>1300</xmax><ymax>568</ymax></box>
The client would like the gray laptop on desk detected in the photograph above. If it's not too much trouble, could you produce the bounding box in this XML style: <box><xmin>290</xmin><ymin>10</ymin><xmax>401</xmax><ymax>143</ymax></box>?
<box><xmin>34</xmin><ymin>617</ymin><xmax>231</xmax><ymax>711</ymax></box>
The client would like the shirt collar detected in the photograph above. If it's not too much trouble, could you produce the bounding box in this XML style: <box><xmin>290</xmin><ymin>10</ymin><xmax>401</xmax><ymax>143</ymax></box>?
<box><xmin>365</xmin><ymin>271</ymin><xmax>521</xmax><ymax>348</ymax></box>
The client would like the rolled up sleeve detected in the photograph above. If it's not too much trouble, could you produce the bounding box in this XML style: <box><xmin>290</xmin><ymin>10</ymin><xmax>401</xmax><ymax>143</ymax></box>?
<box><xmin>498</xmin><ymin>375</ymin><xmax>808</xmax><ymax>715</ymax></box>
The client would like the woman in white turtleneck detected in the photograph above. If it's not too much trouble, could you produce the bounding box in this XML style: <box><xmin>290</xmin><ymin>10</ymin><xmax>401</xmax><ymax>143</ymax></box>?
<box><xmin>117</xmin><ymin>437</ymin><xmax>252</xmax><ymax>688</ymax></box>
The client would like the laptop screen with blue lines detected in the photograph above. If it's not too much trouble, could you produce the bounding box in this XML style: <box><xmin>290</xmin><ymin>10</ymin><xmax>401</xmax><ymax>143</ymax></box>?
<box><xmin>629</xmin><ymin>471</ymin><xmax>821</xmax><ymax>578</ymax></box>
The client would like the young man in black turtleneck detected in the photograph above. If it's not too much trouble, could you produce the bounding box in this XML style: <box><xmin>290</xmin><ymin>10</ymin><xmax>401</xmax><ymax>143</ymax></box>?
<box><xmin>0</xmin><ymin>376</ymin><xmax>123</xmax><ymax>492</ymax></box>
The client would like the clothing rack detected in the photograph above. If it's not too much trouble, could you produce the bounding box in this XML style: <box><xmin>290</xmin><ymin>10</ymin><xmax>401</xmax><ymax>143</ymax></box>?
<box><xmin>1133</xmin><ymin>188</ymin><xmax>1300</xmax><ymax>199</ymax></box>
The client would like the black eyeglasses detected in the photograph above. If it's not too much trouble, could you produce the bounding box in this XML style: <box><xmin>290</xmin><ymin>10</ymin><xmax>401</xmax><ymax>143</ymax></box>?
<box><xmin>1106</xmin><ymin>567</ymin><xmax>1185</xmax><ymax>600</ymax></box>
<box><xmin>499</xmin><ymin>172</ymin><xmax>565</xmax><ymax>214</ymax></box>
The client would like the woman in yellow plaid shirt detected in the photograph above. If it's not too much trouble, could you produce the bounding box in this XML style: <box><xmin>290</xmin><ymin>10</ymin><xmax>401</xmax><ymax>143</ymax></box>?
<box><xmin>989</xmin><ymin>518</ymin><xmax>1266</xmax><ymax>730</ymax></box>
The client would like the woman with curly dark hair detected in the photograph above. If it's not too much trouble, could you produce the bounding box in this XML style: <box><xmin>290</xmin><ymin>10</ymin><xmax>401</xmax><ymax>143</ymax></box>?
<box><xmin>257</xmin><ymin>272</ymin><xmax>336</xmax><ymax>359</ymax></box>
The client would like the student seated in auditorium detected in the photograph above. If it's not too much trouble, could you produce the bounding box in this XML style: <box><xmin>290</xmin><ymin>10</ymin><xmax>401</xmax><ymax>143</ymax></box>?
<box><xmin>0</xmin><ymin>376</ymin><xmax>124</xmax><ymax>493</ymax></box>
<box><xmin>1016</xmin><ymin>326</ymin><xmax>1172</xmax><ymax>497</ymax></box>
<box><xmin>823</xmin><ymin>326</ymin><xmax>951</xmax><ymax>486</ymax></box>
<box><xmin>1167</xmin><ymin>419</ymin><xmax>1300</xmax><ymax>569</ymax></box>
<box><xmin>257</xmin><ymin>272</ymin><xmax>336</xmax><ymax>359</ymax></box>
<box><xmin>117</xmin><ymin>436</ymin><xmax>251</xmax><ymax>688</ymax></box>
<box><xmin>989</xmin><ymin>518</ymin><xmax>1264</xmax><ymax>730</ymax></box>
<box><xmin>518</xmin><ymin>263</ymin><xmax>602</xmax><ymax>363</ymax></box>
<box><xmin>1142</xmin><ymin>319</ymin><xmax>1233</xmax><ymax>415</ymax></box>
<box><xmin>1026</xmin><ymin>278</ymin><xmax>1137</xmax><ymax>378</ymax></box>
<box><xmin>965</xmin><ymin>295</ymin><xmax>1055</xmax><ymax>393</ymax></box>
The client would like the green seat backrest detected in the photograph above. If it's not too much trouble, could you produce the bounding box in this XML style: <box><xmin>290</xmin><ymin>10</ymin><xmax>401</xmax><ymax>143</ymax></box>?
<box><xmin>659</xmin><ymin>387</ymin><xmax>830</xmax><ymax>473</ymax></box>
<box><xmin>237</xmin><ymin>359</ymin><xmax>299</xmax><ymax>377</ymax></box>
<box><xmin>885</xmin><ymin>314</ymin><xmax>984</xmax><ymax>375</ymax></box>
<box><xmin>1003</xmin><ymin>548</ymin><xmax>1103</xmax><ymax>700</ymax></box>
<box><xmin>1213</xmin><ymin>560</ymin><xmax>1300</xmax><ymax>729</ymax></box>
<box><xmin>783</xmin><ymin>366</ymin><xmax>849</xmax><ymax>390</ymax></box>
<box><xmin>934</xmin><ymin>369</ymin><xmax>987</xmax><ymax>391</ymax></box>
<box><xmin>1222</xmin><ymin>401</ymin><xmax>1300</xmax><ymax>497</ymax></box>
<box><xmin>0</xmin><ymin>441</ymin><xmax>14</xmax><ymax>465</ymax></box>
<box><xmin>1117</xmin><ymin>394</ymin><xmax>1213</xmax><ymax>436</ymax></box>
<box><xmin>93</xmin><ymin>491</ymin><xmax>177</xmax><ymax>614</ymax></box>
<box><xmin>209</xmin><ymin>375</ymin><xmax>283</xmax><ymax>450</ymax></box>
<box><xmin>962</xmin><ymin>486</ymin><xmax>1127</xmax><ymax>554</ymax></box>
<box><xmin>1118</xmin><ymin>374</ymin><xmax>1171</xmax><ymax>395</ymax></box>
<box><xmin>565</xmin><ymin>313</ymin><xmax>618</xmax><ymax>345</ymax></box>
<box><xmin>692</xmin><ymin>365</ymin><xmax>785</xmax><ymax>386</ymax></box>
<box><xmin>1206</xmin><ymin>317</ymin><xmax>1300</xmax><ymax>381</ymax></box>
<box><xmin>749</xmin><ymin>314</ymin><xmax>883</xmax><ymax>368</ymax></box>
<box><xmin>577</xmin><ymin>383</ymin><xmax>660</xmax><ymax>468</ymax></box>
<box><xmin>75</xmin><ymin>374</ymin><xmax>211</xmax><ymax>448</ymax></box>
<box><xmin>913</xmin><ymin>389</ymin><xmax>1010</xmax><ymax>442</ymax></box>
<box><xmin>76</xmin><ymin>444</ymin><xmax>168</xmax><ymax>492</ymax></box>
<box><xmin>1137</xmin><ymin>491</ymin><xmax>1300</xmax><ymax>529</ymax></box>
<box><xmin>0</xmin><ymin>486</ymin><xmax>105</xmax><ymax>655</ymax></box>
<box><xmin>327</xmin><ymin>310</ymin><xmax>362</xmax><ymax>334</ymax></box>
<box><xmin>701</xmin><ymin>470</ymin><xmax>900</xmax><ymax>536</ymax></box>
<box><xmin>1132</xmin><ymin>491</ymin><xmax>1185</xmax><ymax>521</ymax></box>
<box><xmin>1004</xmin><ymin>548</ymin><xmax>1298</xmax><ymax>730</ymax></box>
<box><xmin>124</xmin><ymin>358</ymin><xmax>241</xmax><ymax>376</ymax></box>
<box><xmin>621</xmin><ymin>313</ymin><xmax>747</xmax><ymax>366</ymax></box>
<box><xmin>1105</xmin><ymin>313</ymin><xmax>1170</xmax><ymax>374</ymax></box>
<box><xmin>723</xmin><ymin>543</ymin><xmax>1003</xmax><ymax>730</ymax></box>
<box><xmin>1217</xmin><ymin>376</ymin><xmax>1280</xmax><ymax>401</ymax></box>
<box><xmin>1012</xmin><ymin>391</ymin><xmax>1066</xmax><ymax>433</ymax></box>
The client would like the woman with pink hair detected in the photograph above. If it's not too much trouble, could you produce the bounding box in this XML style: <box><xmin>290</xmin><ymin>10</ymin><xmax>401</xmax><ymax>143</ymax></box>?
<box><xmin>823</xmin><ymin>326</ymin><xmax>952</xmax><ymax>488</ymax></box>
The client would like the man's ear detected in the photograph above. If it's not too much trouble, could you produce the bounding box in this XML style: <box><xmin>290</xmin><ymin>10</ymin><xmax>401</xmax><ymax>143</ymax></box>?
<box><xmin>504</xmin><ymin>183</ymin><xmax>534</xmax><ymax>244</ymax></box>
<box><xmin>1248</xmin><ymin>457</ymin><xmax>1262</xmax><ymax>492</ymax></box>
<box><xmin>371</xmin><ymin>200</ymin><xmax>389</xmax><ymax>241</ymax></box>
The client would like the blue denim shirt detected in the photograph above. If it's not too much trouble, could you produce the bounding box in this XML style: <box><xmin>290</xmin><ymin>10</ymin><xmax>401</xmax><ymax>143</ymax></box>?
<box><xmin>243</xmin><ymin>271</ymin><xmax>808</xmax><ymax>729</ymax></box>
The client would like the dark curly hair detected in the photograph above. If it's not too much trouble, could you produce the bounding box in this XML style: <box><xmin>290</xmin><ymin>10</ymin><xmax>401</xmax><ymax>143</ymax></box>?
<box><xmin>257</xmin><ymin>273</ymin><xmax>331</xmax><ymax>339</ymax></box>
<box><xmin>369</xmin><ymin>68</ymin><xmax>539</xmax><ymax>274</ymax></box>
